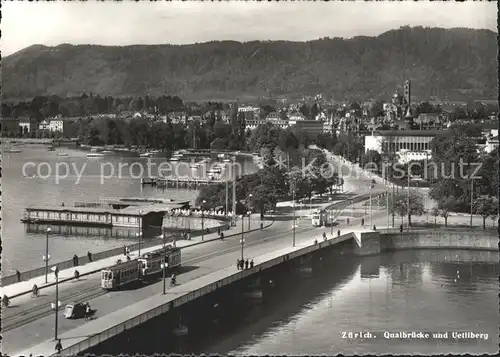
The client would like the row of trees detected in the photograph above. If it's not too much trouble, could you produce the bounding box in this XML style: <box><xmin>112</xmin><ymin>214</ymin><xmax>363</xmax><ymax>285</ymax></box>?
<box><xmin>196</xmin><ymin>127</ymin><xmax>342</xmax><ymax>214</ymax></box>
<box><xmin>382</xmin><ymin>190</ymin><xmax>498</xmax><ymax>230</ymax></box>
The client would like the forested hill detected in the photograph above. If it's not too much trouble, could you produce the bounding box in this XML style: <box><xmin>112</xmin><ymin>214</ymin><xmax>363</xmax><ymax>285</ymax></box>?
<box><xmin>3</xmin><ymin>26</ymin><xmax>497</xmax><ymax>101</ymax></box>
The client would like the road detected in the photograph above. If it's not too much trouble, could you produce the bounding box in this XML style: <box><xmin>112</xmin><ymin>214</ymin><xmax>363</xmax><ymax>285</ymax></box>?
<box><xmin>4</xmin><ymin>208</ymin><xmax>359</xmax><ymax>355</ymax></box>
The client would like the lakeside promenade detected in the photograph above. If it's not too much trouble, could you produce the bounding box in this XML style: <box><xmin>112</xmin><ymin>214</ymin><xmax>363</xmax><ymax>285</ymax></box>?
<box><xmin>0</xmin><ymin>215</ymin><xmax>273</xmax><ymax>301</ymax></box>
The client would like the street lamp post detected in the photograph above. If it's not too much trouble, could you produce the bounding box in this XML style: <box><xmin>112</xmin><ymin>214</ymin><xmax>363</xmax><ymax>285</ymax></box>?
<box><xmin>240</xmin><ymin>215</ymin><xmax>245</xmax><ymax>261</ymax></box>
<box><xmin>136</xmin><ymin>232</ymin><xmax>142</xmax><ymax>257</ymax></box>
<box><xmin>138</xmin><ymin>209</ymin><xmax>143</xmax><ymax>256</ymax></box>
<box><xmin>51</xmin><ymin>266</ymin><xmax>60</xmax><ymax>340</ymax></box>
<box><xmin>44</xmin><ymin>227</ymin><xmax>52</xmax><ymax>283</ymax></box>
<box><xmin>162</xmin><ymin>256</ymin><xmax>167</xmax><ymax>295</ymax></box>
<box><xmin>330</xmin><ymin>210</ymin><xmax>333</xmax><ymax>236</ymax></box>
<box><xmin>292</xmin><ymin>190</ymin><xmax>296</xmax><ymax>247</ymax></box>
<box><xmin>248</xmin><ymin>194</ymin><xmax>253</xmax><ymax>231</ymax></box>
<box><xmin>407</xmin><ymin>167</ymin><xmax>411</xmax><ymax>231</ymax></box>
<box><xmin>202</xmin><ymin>200</ymin><xmax>206</xmax><ymax>241</ymax></box>
<box><xmin>470</xmin><ymin>178</ymin><xmax>474</xmax><ymax>228</ymax></box>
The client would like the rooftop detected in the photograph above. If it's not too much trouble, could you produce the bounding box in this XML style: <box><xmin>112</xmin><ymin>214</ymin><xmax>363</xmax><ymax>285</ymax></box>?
<box><xmin>26</xmin><ymin>202</ymin><xmax>190</xmax><ymax>215</ymax></box>
<box><xmin>372</xmin><ymin>129</ymin><xmax>444</xmax><ymax>137</ymax></box>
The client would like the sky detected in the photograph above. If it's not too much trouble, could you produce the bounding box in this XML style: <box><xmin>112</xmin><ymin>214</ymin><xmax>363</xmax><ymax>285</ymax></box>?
<box><xmin>2</xmin><ymin>0</ymin><xmax>497</xmax><ymax>56</ymax></box>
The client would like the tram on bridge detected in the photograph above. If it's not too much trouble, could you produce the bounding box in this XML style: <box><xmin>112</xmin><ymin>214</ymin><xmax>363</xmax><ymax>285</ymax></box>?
<box><xmin>101</xmin><ymin>246</ymin><xmax>181</xmax><ymax>290</ymax></box>
<box><xmin>311</xmin><ymin>209</ymin><xmax>338</xmax><ymax>227</ymax></box>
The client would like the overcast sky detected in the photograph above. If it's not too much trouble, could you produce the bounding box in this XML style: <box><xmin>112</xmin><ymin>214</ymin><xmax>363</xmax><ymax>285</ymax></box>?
<box><xmin>2</xmin><ymin>0</ymin><xmax>497</xmax><ymax>56</ymax></box>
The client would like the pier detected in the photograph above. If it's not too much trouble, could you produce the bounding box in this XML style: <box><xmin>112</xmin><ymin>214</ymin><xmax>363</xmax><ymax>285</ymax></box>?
<box><xmin>141</xmin><ymin>176</ymin><xmax>226</xmax><ymax>188</ymax></box>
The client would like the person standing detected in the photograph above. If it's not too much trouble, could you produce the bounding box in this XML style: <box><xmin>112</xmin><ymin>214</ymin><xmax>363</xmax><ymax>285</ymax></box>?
<box><xmin>87</xmin><ymin>251</ymin><xmax>92</xmax><ymax>262</ymax></box>
<box><xmin>16</xmin><ymin>270</ymin><xmax>21</xmax><ymax>282</ymax></box>
<box><xmin>236</xmin><ymin>259</ymin><xmax>240</xmax><ymax>270</ymax></box>
<box><xmin>245</xmin><ymin>259</ymin><xmax>249</xmax><ymax>270</ymax></box>
<box><xmin>55</xmin><ymin>339</ymin><xmax>62</xmax><ymax>355</ymax></box>
<box><xmin>250</xmin><ymin>259</ymin><xmax>254</xmax><ymax>268</ymax></box>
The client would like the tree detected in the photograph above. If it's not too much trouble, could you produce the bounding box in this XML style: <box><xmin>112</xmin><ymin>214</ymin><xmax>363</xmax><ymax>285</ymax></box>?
<box><xmin>391</xmin><ymin>191</ymin><xmax>425</xmax><ymax>226</ymax></box>
<box><xmin>368</xmin><ymin>100</ymin><xmax>384</xmax><ymax>118</ymax></box>
<box><xmin>429</xmin><ymin>124</ymin><xmax>483</xmax><ymax>212</ymax></box>
<box><xmin>431</xmin><ymin>207</ymin><xmax>440</xmax><ymax>227</ymax></box>
<box><xmin>473</xmin><ymin>195</ymin><xmax>499</xmax><ymax>229</ymax></box>
<box><xmin>437</xmin><ymin>196</ymin><xmax>458</xmax><ymax>227</ymax></box>
<box><xmin>361</xmin><ymin>150</ymin><xmax>382</xmax><ymax>173</ymax></box>
<box><xmin>287</xmin><ymin>166</ymin><xmax>308</xmax><ymax>200</ymax></box>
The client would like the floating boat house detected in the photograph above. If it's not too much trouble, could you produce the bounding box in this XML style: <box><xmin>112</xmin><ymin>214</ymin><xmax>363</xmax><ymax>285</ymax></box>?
<box><xmin>22</xmin><ymin>198</ymin><xmax>191</xmax><ymax>233</ymax></box>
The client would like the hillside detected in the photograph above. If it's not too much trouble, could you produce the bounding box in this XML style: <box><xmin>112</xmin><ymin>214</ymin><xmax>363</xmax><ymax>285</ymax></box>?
<box><xmin>2</xmin><ymin>26</ymin><xmax>497</xmax><ymax>101</ymax></box>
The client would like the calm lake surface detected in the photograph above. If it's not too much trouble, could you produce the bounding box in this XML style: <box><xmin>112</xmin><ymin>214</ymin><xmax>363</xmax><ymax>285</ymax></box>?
<box><xmin>1</xmin><ymin>145</ymin><xmax>257</xmax><ymax>274</ymax></box>
<box><xmin>197</xmin><ymin>249</ymin><xmax>499</xmax><ymax>355</ymax></box>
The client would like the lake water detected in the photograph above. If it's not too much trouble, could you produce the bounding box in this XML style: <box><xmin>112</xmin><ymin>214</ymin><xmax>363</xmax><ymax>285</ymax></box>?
<box><xmin>1</xmin><ymin>145</ymin><xmax>257</xmax><ymax>275</ymax></box>
<box><xmin>200</xmin><ymin>249</ymin><xmax>499</xmax><ymax>355</ymax></box>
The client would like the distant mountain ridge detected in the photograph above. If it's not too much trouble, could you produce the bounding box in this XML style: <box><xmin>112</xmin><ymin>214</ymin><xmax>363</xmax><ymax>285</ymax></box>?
<box><xmin>2</xmin><ymin>26</ymin><xmax>497</xmax><ymax>101</ymax></box>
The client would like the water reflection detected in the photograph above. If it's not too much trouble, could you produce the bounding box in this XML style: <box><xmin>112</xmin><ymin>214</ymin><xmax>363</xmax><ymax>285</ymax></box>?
<box><xmin>203</xmin><ymin>250</ymin><xmax>499</xmax><ymax>355</ymax></box>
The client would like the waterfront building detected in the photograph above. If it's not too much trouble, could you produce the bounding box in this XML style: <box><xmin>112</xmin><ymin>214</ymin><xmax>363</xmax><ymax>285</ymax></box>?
<box><xmin>48</xmin><ymin>119</ymin><xmax>64</xmax><ymax>132</ymax></box>
<box><xmin>18</xmin><ymin>117</ymin><xmax>38</xmax><ymax>134</ymax></box>
<box><xmin>364</xmin><ymin>129</ymin><xmax>439</xmax><ymax>162</ymax></box>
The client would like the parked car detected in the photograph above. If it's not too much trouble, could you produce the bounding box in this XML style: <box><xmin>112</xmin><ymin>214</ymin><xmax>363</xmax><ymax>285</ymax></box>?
<box><xmin>64</xmin><ymin>302</ymin><xmax>86</xmax><ymax>319</ymax></box>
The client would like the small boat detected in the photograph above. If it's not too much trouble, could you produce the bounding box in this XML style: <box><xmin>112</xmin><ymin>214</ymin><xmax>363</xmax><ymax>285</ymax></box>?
<box><xmin>87</xmin><ymin>152</ymin><xmax>104</xmax><ymax>157</ymax></box>
<box><xmin>223</xmin><ymin>158</ymin><xmax>231</xmax><ymax>163</ymax></box>
<box><xmin>102</xmin><ymin>150</ymin><xmax>114</xmax><ymax>154</ymax></box>
<box><xmin>57</xmin><ymin>152</ymin><xmax>69</xmax><ymax>157</ymax></box>
<box><xmin>48</xmin><ymin>146</ymin><xmax>56</xmax><ymax>151</ymax></box>
<box><xmin>4</xmin><ymin>143</ymin><xmax>22</xmax><ymax>153</ymax></box>
<box><xmin>140</xmin><ymin>152</ymin><xmax>153</xmax><ymax>158</ymax></box>
<box><xmin>170</xmin><ymin>157</ymin><xmax>180</xmax><ymax>162</ymax></box>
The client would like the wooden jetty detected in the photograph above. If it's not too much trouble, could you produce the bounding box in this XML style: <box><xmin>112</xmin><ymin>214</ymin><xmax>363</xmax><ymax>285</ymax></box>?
<box><xmin>141</xmin><ymin>176</ymin><xmax>226</xmax><ymax>189</ymax></box>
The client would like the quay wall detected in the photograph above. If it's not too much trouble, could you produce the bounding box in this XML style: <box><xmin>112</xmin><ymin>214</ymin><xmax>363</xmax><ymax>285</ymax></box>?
<box><xmin>380</xmin><ymin>229</ymin><xmax>499</xmax><ymax>252</ymax></box>
<box><xmin>36</xmin><ymin>228</ymin><xmax>498</xmax><ymax>356</ymax></box>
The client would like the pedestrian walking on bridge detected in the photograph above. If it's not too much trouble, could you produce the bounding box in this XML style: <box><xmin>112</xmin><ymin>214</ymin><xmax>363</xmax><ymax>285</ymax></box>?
<box><xmin>347</xmin><ymin>217</ymin><xmax>350</xmax><ymax>226</ymax></box>
<box><xmin>236</xmin><ymin>259</ymin><xmax>240</xmax><ymax>270</ymax></box>
<box><xmin>250</xmin><ymin>259</ymin><xmax>254</xmax><ymax>268</ymax></box>
<box><xmin>337</xmin><ymin>230</ymin><xmax>341</xmax><ymax>237</ymax></box>
<box><xmin>87</xmin><ymin>251</ymin><xmax>92</xmax><ymax>262</ymax></box>
<box><xmin>16</xmin><ymin>270</ymin><xmax>21</xmax><ymax>282</ymax></box>
<box><xmin>245</xmin><ymin>259</ymin><xmax>249</xmax><ymax>270</ymax></box>
<box><xmin>73</xmin><ymin>254</ymin><xmax>79</xmax><ymax>267</ymax></box>
<box><xmin>361</xmin><ymin>218</ymin><xmax>365</xmax><ymax>226</ymax></box>
<box><xmin>240</xmin><ymin>259</ymin><xmax>245</xmax><ymax>270</ymax></box>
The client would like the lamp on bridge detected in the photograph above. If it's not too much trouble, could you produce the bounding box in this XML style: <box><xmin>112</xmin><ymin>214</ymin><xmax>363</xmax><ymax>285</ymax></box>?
<box><xmin>136</xmin><ymin>231</ymin><xmax>143</xmax><ymax>257</ymax></box>
<box><xmin>161</xmin><ymin>258</ymin><xmax>168</xmax><ymax>295</ymax></box>
<box><xmin>201</xmin><ymin>200</ymin><xmax>207</xmax><ymax>241</ymax></box>
<box><xmin>51</xmin><ymin>265</ymin><xmax>61</xmax><ymax>341</ymax></box>
<box><xmin>240</xmin><ymin>214</ymin><xmax>245</xmax><ymax>261</ymax></box>
<box><xmin>43</xmin><ymin>227</ymin><xmax>52</xmax><ymax>284</ymax></box>
<box><xmin>247</xmin><ymin>194</ymin><xmax>253</xmax><ymax>231</ymax></box>
<box><xmin>138</xmin><ymin>209</ymin><xmax>143</xmax><ymax>255</ymax></box>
